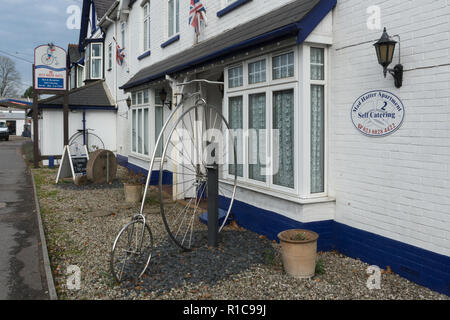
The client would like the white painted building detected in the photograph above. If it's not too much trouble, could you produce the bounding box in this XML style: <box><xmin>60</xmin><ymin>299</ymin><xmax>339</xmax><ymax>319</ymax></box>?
<box><xmin>75</xmin><ymin>0</ymin><xmax>449</xmax><ymax>295</ymax></box>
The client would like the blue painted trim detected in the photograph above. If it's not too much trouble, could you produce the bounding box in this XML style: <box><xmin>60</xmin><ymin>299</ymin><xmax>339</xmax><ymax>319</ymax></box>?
<box><xmin>116</xmin><ymin>154</ymin><xmax>173</xmax><ymax>186</ymax></box>
<box><xmin>217</xmin><ymin>0</ymin><xmax>252</xmax><ymax>18</ymax></box>
<box><xmin>38</xmin><ymin>104</ymin><xmax>116</xmax><ymax>111</ymax></box>
<box><xmin>161</xmin><ymin>35</ymin><xmax>180</xmax><ymax>48</ymax></box>
<box><xmin>219</xmin><ymin>195</ymin><xmax>335</xmax><ymax>252</ymax></box>
<box><xmin>35</xmin><ymin>65</ymin><xmax>67</xmax><ymax>72</ymax></box>
<box><xmin>79</xmin><ymin>0</ymin><xmax>91</xmax><ymax>49</ymax></box>
<box><xmin>334</xmin><ymin>222</ymin><xmax>450</xmax><ymax>296</ymax></box>
<box><xmin>137</xmin><ymin>50</ymin><xmax>151</xmax><ymax>60</ymax></box>
<box><xmin>296</xmin><ymin>0</ymin><xmax>337</xmax><ymax>44</ymax></box>
<box><xmin>113</xmin><ymin>155</ymin><xmax>450</xmax><ymax>296</ymax></box>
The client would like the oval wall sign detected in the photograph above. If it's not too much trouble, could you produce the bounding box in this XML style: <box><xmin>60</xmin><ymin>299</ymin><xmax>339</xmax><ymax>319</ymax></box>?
<box><xmin>351</xmin><ymin>90</ymin><xmax>405</xmax><ymax>137</ymax></box>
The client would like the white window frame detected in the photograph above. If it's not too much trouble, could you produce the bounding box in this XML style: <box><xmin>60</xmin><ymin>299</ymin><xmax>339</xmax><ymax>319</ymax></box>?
<box><xmin>303</xmin><ymin>44</ymin><xmax>328</xmax><ymax>198</ymax></box>
<box><xmin>143</xmin><ymin>3</ymin><xmax>151</xmax><ymax>52</ymax></box>
<box><xmin>223</xmin><ymin>45</ymin><xmax>328</xmax><ymax>200</ymax></box>
<box><xmin>77</xmin><ymin>65</ymin><xmax>84</xmax><ymax>87</ymax></box>
<box><xmin>130</xmin><ymin>88</ymin><xmax>168</xmax><ymax>160</ymax></box>
<box><xmin>86</xmin><ymin>42</ymin><xmax>103</xmax><ymax>80</ymax></box>
<box><xmin>121</xmin><ymin>22</ymin><xmax>127</xmax><ymax>49</ymax></box>
<box><xmin>108</xmin><ymin>43</ymin><xmax>112</xmax><ymax>71</ymax></box>
<box><xmin>223</xmin><ymin>47</ymin><xmax>300</xmax><ymax>196</ymax></box>
<box><xmin>167</xmin><ymin>0</ymin><xmax>180</xmax><ymax>38</ymax></box>
<box><xmin>130</xmin><ymin>89</ymin><xmax>151</xmax><ymax>157</ymax></box>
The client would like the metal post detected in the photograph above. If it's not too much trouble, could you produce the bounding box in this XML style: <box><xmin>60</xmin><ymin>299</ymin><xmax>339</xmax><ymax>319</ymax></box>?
<box><xmin>32</xmin><ymin>64</ymin><xmax>39</xmax><ymax>168</ymax></box>
<box><xmin>63</xmin><ymin>91</ymin><xmax>69</xmax><ymax>146</ymax></box>
<box><xmin>207</xmin><ymin>164</ymin><xmax>219</xmax><ymax>248</ymax></box>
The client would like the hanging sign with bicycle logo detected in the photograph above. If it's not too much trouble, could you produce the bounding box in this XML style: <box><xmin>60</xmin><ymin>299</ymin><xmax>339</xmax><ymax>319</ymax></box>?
<box><xmin>34</xmin><ymin>44</ymin><xmax>67</xmax><ymax>91</ymax></box>
<box><xmin>351</xmin><ymin>90</ymin><xmax>405</xmax><ymax>137</ymax></box>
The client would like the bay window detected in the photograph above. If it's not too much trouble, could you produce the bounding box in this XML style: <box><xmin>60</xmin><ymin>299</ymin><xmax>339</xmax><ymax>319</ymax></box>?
<box><xmin>224</xmin><ymin>45</ymin><xmax>327</xmax><ymax>198</ymax></box>
<box><xmin>131</xmin><ymin>89</ymin><xmax>167</xmax><ymax>158</ymax></box>
<box><xmin>84</xmin><ymin>42</ymin><xmax>103</xmax><ymax>80</ymax></box>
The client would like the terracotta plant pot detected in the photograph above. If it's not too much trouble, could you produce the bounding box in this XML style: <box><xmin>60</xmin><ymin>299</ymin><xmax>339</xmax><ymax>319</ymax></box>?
<box><xmin>124</xmin><ymin>183</ymin><xmax>143</xmax><ymax>203</ymax></box>
<box><xmin>277</xmin><ymin>229</ymin><xmax>319</xmax><ymax>279</ymax></box>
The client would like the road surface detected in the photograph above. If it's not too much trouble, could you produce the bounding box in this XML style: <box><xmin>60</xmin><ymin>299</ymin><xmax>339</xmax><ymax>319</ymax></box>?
<box><xmin>0</xmin><ymin>137</ymin><xmax>49</xmax><ymax>299</ymax></box>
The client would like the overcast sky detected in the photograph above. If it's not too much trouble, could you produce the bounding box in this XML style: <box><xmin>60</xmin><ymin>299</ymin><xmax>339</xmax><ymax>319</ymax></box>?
<box><xmin>0</xmin><ymin>0</ymin><xmax>82</xmax><ymax>96</ymax></box>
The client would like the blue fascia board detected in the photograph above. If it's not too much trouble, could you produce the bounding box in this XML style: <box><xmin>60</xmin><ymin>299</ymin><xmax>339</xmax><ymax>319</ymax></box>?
<box><xmin>161</xmin><ymin>34</ymin><xmax>180</xmax><ymax>48</ymax></box>
<box><xmin>217</xmin><ymin>0</ymin><xmax>252</xmax><ymax>18</ymax></box>
<box><xmin>137</xmin><ymin>50</ymin><xmax>151</xmax><ymax>60</ymax></box>
<box><xmin>121</xmin><ymin>0</ymin><xmax>336</xmax><ymax>91</ymax></box>
<box><xmin>38</xmin><ymin>104</ymin><xmax>116</xmax><ymax>111</ymax></box>
<box><xmin>296</xmin><ymin>0</ymin><xmax>337</xmax><ymax>44</ymax></box>
<box><xmin>121</xmin><ymin>23</ymin><xmax>299</xmax><ymax>90</ymax></box>
<box><xmin>79</xmin><ymin>0</ymin><xmax>92</xmax><ymax>50</ymax></box>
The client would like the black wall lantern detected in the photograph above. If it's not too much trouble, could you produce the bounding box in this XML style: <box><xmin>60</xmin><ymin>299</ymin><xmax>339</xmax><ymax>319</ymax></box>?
<box><xmin>374</xmin><ymin>27</ymin><xmax>403</xmax><ymax>88</ymax></box>
<box><xmin>126</xmin><ymin>96</ymin><xmax>132</xmax><ymax>109</ymax></box>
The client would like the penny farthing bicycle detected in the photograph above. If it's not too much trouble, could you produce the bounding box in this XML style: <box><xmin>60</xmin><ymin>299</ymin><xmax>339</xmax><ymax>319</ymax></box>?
<box><xmin>110</xmin><ymin>80</ymin><xmax>238</xmax><ymax>282</ymax></box>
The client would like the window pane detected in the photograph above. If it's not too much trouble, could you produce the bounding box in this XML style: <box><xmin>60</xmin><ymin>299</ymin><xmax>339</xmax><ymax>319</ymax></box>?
<box><xmin>144</xmin><ymin>108</ymin><xmax>149</xmax><ymax>155</ymax></box>
<box><xmin>144</xmin><ymin>19</ymin><xmax>148</xmax><ymax>50</ymax></box>
<box><xmin>248</xmin><ymin>59</ymin><xmax>266</xmax><ymax>84</ymax></box>
<box><xmin>168</xmin><ymin>0</ymin><xmax>174</xmax><ymax>37</ymax></box>
<box><xmin>132</xmin><ymin>110</ymin><xmax>137</xmax><ymax>152</ymax></box>
<box><xmin>311</xmin><ymin>48</ymin><xmax>324</xmax><ymax>81</ymax></box>
<box><xmin>272</xmin><ymin>52</ymin><xmax>294</xmax><ymax>80</ymax></box>
<box><xmin>132</xmin><ymin>92</ymin><xmax>137</xmax><ymax>105</ymax></box>
<box><xmin>249</xmin><ymin>93</ymin><xmax>266</xmax><ymax>183</ymax></box>
<box><xmin>77</xmin><ymin>67</ymin><xmax>84</xmax><ymax>87</ymax></box>
<box><xmin>155</xmin><ymin>90</ymin><xmax>163</xmax><ymax>105</ymax></box>
<box><xmin>137</xmin><ymin>92</ymin><xmax>143</xmax><ymax>105</ymax></box>
<box><xmin>143</xmin><ymin>90</ymin><xmax>149</xmax><ymax>104</ymax></box>
<box><xmin>228</xmin><ymin>96</ymin><xmax>243</xmax><ymax>177</ymax></box>
<box><xmin>92</xmin><ymin>44</ymin><xmax>101</xmax><ymax>57</ymax></box>
<box><xmin>311</xmin><ymin>85</ymin><xmax>325</xmax><ymax>193</ymax></box>
<box><xmin>176</xmin><ymin>0</ymin><xmax>180</xmax><ymax>33</ymax></box>
<box><xmin>108</xmin><ymin>44</ymin><xmax>112</xmax><ymax>69</ymax></box>
<box><xmin>138</xmin><ymin>109</ymin><xmax>143</xmax><ymax>154</ymax></box>
<box><xmin>92</xmin><ymin>59</ymin><xmax>101</xmax><ymax>78</ymax></box>
<box><xmin>155</xmin><ymin>107</ymin><xmax>164</xmax><ymax>157</ymax></box>
<box><xmin>273</xmin><ymin>89</ymin><xmax>294</xmax><ymax>189</ymax></box>
<box><xmin>228</xmin><ymin>66</ymin><xmax>243</xmax><ymax>88</ymax></box>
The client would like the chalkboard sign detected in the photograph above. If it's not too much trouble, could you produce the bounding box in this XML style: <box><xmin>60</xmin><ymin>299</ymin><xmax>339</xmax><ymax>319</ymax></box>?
<box><xmin>56</xmin><ymin>145</ymin><xmax>90</xmax><ymax>183</ymax></box>
<box><xmin>72</xmin><ymin>157</ymin><xmax>88</xmax><ymax>176</ymax></box>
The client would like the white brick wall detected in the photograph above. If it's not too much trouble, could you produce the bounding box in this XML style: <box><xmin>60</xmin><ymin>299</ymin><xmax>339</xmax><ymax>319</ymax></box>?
<box><xmin>103</xmin><ymin>0</ymin><xmax>299</xmax><ymax>157</ymax></box>
<box><xmin>330</xmin><ymin>0</ymin><xmax>450</xmax><ymax>256</ymax></box>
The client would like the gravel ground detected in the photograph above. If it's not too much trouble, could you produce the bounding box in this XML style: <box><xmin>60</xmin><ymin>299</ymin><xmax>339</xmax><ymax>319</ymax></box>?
<box><xmin>32</xmin><ymin>166</ymin><xmax>449</xmax><ymax>300</ymax></box>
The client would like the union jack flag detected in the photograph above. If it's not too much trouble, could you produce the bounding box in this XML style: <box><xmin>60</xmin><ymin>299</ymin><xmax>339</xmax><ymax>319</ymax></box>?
<box><xmin>114</xmin><ymin>37</ymin><xmax>125</xmax><ymax>66</ymax></box>
<box><xmin>116</xmin><ymin>45</ymin><xmax>125</xmax><ymax>66</ymax></box>
<box><xmin>189</xmin><ymin>0</ymin><xmax>207</xmax><ymax>36</ymax></box>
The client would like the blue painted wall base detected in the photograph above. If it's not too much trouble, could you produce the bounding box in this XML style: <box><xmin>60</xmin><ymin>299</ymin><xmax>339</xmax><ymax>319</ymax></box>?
<box><xmin>117</xmin><ymin>154</ymin><xmax>450</xmax><ymax>296</ymax></box>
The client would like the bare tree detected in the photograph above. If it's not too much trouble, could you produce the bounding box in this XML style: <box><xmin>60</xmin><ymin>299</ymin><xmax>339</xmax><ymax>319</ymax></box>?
<box><xmin>0</xmin><ymin>56</ymin><xmax>21</xmax><ymax>97</ymax></box>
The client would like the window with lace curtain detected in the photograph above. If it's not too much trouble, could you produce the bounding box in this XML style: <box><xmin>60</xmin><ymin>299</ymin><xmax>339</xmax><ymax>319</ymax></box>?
<box><xmin>225</xmin><ymin>50</ymin><xmax>297</xmax><ymax>193</ymax></box>
<box><xmin>224</xmin><ymin>46</ymin><xmax>327</xmax><ymax>198</ymax></box>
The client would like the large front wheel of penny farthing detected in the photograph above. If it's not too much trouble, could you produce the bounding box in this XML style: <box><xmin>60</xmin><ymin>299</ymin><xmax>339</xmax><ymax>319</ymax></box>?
<box><xmin>158</xmin><ymin>102</ymin><xmax>238</xmax><ymax>251</ymax></box>
<box><xmin>110</xmin><ymin>218</ymin><xmax>153</xmax><ymax>282</ymax></box>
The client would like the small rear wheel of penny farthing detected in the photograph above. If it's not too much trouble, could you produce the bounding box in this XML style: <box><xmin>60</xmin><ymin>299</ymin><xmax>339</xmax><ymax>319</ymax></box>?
<box><xmin>158</xmin><ymin>102</ymin><xmax>238</xmax><ymax>251</ymax></box>
<box><xmin>110</xmin><ymin>218</ymin><xmax>153</xmax><ymax>282</ymax></box>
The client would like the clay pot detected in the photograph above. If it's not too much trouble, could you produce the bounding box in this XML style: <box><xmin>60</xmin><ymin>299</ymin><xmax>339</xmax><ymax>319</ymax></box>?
<box><xmin>124</xmin><ymin>183</ymin><xmax>143</xmax><ymax>203</ymax></box>
<box><xmin>277</xmin><ymin>229</ymin><xmax>319</xmax><ymax>279</ymax></box>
